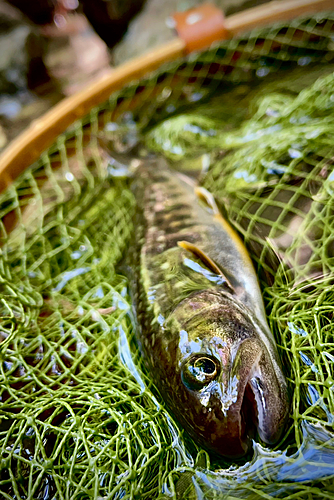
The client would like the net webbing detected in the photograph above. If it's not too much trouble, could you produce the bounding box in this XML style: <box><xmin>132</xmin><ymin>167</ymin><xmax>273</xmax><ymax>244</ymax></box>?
<box><xmin>1</xmin><ymin>12</ymin><xmax>334</xmax><ymax>500</ymax></box>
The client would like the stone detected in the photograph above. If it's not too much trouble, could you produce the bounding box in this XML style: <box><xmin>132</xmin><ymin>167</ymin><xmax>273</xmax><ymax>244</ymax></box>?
<box><xmin>5</xmin><ymin>0</ymin><xmax>56</xmax><ymax>25</ymax></box>
<box><xmin>81</xmin><ymin>0</ymin><xmax>147</xmax><ymax>48</ymax></box>
<box><xmin>0</xmin><ymin>2</ymin><xmax>49</xmax><ymax>94</ymax></box>
<box><xmin>113</xmin><ymin>0</ymin><xmax>273</xmax><ymax>65</ymax></box>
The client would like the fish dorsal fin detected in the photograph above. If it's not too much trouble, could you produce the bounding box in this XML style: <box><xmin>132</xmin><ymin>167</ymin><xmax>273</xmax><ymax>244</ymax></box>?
<box><xmin>196</xmin><ymin>186</ymin><xmax>255</xmax><ymax>269</ymax></box>
<box><xmin>177</xmin><ymin>240</ymin><xmax>234</xmax><ymax>292</ymax></box>
<box><xmin>195</xmin><ymin>187</ymin><xmax>220</xmax><ymax>215</ymax></box>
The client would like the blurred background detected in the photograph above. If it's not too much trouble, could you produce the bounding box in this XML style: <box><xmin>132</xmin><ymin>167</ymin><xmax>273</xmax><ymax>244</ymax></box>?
<box><xmin>0</xmin><ymin>0</ymin><xmax>272</xmax><ymax>153</ymax></box>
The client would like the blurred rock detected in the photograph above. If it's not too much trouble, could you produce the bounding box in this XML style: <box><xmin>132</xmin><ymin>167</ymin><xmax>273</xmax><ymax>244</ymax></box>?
<box><xmin>0</xmin><ymin>96</ymin><xmax>22</xmax><ymax>118</ymax></box>
<box><xmin>0</xmin><ymin>125</ymin><xmax>8</xmax><ymax>150</ymax></box>
<box><xmin>0</xmin><ymin>3</ymin><xmax>50</xmax><ymax>94</ymax></box>
<box><xmin>5</xmin><ymin>0</ymin><xmax>56</xmax><ymax>25</ymax></box>
<box><xmin>43</xmin><ymin>14</ymin><xmax>111</xmax><ymax>96</ymax></box>
<box><xmin>80</xmin><ymin>0</ymin><xmax>146</xmax><ymax>48</ymax></box>
<box><xmin>114</xmin><ymin>0</ymin><xmax>198</xmax><ymax>64</ymax></box>
<box><xmin>6</xmin><ymin>0</ymin><xmax>147</xmax><ymax>49</ymax></box>
<box><xmin>0</xmin><ymin>89</ymin><xmax>60</xmax><ymax>146</ymax></box>
<box><xmin>113</xmin><ymin>0</ymin><xmax>273</xmax><ymax>64</ymax></box>
<box><xmin>0</xmin><ymin>4</ymin><xmax>61</xmax><ymax>146</ymax></box>
<box><xmin>0</xmin><ymin>19</ymin><xmax>30</xmax><ymax>93</ymax></box>
<box><xmin>0</xmin><ymin>0</ymin><xmax>274</xmax><ymax>150</ymax></box>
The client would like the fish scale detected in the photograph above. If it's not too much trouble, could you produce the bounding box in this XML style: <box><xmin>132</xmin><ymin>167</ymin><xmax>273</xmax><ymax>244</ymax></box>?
<box><xmin>128</xmin><ymin>155</ymin><xmax>289</xmax><ymax>458</ymax></box>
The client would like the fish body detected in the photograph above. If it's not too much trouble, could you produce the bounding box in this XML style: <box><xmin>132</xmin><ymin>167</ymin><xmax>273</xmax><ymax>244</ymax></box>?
<box><xmin>130</xmin><ymin>156</ymin><xmax>289</xmax><ymax>458</ymax></box>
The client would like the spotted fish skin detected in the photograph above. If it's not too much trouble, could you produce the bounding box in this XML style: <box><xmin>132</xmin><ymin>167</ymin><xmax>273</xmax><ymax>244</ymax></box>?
<box><xmin>130</xmin><ymin>156</ymin><xmax>289</xmax><ymax>458</ymax></box>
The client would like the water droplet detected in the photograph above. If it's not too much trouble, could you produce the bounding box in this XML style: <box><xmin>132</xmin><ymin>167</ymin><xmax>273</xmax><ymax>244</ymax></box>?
<box><xmin>105</xmin><ymin>122</ymin><xmax>119</xmax><ymax>132</ymax></box>
<box><xmin>233</xmin><ymin>170</ymin><xmax>258</xmax><ymax>183</ymax></box>
<box><xmin>77</xmin><ymin>306</ymin><xmax>84</xmax><ymax>316</ymax></box>
<box><xmin>288</xmin><ymin>148</ymin><xmax>303</xmax><ymax>159</ymax></box>
<box><xmin>307</xmin><ymin>384</ymin><xmax>320</xmax><ymax>405</ymax></box>
<box><xmin>52</xmin><ymin>267</ymin><xmax>91</xmax><ymax>292</ymax></box>
<box><xmin>299</xmin><ymin>351</ymin><xmax>318</xmax><ymax>372</ymax></box>
<box><xmin>298</xmin><ymin>56</ymin><xmax>312</xmax><ymax>66</ymax></box>
<box><xmin>166</xmin><ymin>104</ymin><xmax>176</xmax><ymax>114</ymax></box>
<box><xmin>93</xmin><ymin>287</ymin><xmax>104</xmax><ymax>298</ymax></box>
<box><xmin>324</xmin><ymin>351</ymin><xmax>334</xmax><ymax>363</ymax></box>
<box><xmin>288</xmin><ymin>322</ymin><xmax>307</xmax><ymax>337</ymax></box>
<box><xmin>256</xmin><ymin>67</ymin><xmax>270</xmax><ymax>77</ymax></box>
<box><xmin>158</xmin><ymin>314</ymin><xmax>165</xmax><ymax>326</ymax></box>
<box><xmin>305</xmin><ymin>129</ymin><xmax>321</xmax><ymax>139</ymax></box>
<box><xmin>266</xmin><ymin>108</ymin><xmax>280</xmax><ymax>117</ymax></box>
<box><xmin>71</xmin><ymin>251</ymin><xmax>82</xmax><ymax>260</ymax></box>
<box><xmin>188</xmin><ymin>92</ymin><xmax>204</xmax><ymax>102</ymax></box>
<box><xmin>65</xmin><ymin>172</ymin><xmax>74</xmax><ymax>182</ymax></box>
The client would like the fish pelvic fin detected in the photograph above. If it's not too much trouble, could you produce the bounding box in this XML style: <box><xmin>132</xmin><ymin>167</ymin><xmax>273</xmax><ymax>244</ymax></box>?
<box><xmin>177</xmin><ymin>240</ymin><xmax>235</xmax><ymax>293</ymax></box>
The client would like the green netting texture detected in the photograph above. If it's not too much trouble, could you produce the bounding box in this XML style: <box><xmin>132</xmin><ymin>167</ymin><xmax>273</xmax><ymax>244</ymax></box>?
<box><xmin>203</xmin><ymin>69</ymin><xmax>334</xmax><ymax>438</ymax></box>
<box><xmin>1</xmin><ymin>12</ymin><xmax>334</xmax><ymax>500</ymax></box>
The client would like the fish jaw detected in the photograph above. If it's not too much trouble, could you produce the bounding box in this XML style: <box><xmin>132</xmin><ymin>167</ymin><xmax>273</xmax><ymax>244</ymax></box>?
<box><xmin>168</xmin><ymin>289</ymin><xmax>289</xmax><ymax>458</ymax></box>
<box><xmin>180</xmin><ymin>340</ymin><xmax>288</xmax><ymax>458</ymax></box>
<box><xmin>178</xmin><ymin>342</ymin><xmax>260</xmax><ymax>458</ymax></box>
<box><xmin>247</xmin><ymin>349</ymin><xmax>290</xmax><ymax>445</ymax></box>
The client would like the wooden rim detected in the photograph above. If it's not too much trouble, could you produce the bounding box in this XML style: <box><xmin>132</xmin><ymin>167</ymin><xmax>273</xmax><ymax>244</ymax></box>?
<box><xmin>0</xmin><ymin>0</ymin><xmax>332</xmax><ymax>192</ymax></box>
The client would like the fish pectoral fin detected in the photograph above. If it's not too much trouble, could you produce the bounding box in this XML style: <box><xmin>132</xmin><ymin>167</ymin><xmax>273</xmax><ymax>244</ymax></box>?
<box><xmin>177</xmin><ymin>240</ymin><xmax>235</xmax><ymax>292</ymax></box>
<box><xmin>195</xmin><ymin>187</ymin><xmax>220</xmax><ymax>215</ymax></box>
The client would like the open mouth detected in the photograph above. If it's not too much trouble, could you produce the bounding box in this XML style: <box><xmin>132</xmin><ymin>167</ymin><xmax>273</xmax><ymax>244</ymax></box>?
<box><xmin>240</xmin><ymin>380</ymin><xmax>259</xmax><ymax>445</ymax></box>
<box><xmin>214</xmin><ymin>377</ymin><xmax>261</xmax><ymax>457</ymax></box>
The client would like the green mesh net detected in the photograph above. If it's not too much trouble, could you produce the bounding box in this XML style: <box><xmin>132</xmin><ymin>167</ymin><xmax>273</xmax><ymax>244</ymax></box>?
<box><xmin>1</xmin><ymin>11</ymin><xmax>334</xmax><ymax>500</ymax></box>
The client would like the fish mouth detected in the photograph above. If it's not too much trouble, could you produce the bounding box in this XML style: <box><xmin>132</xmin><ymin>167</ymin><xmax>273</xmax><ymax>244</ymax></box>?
<box><xmin>218</xmin><ymin>366</ymin><xmax>260</xmax><ymax>457</ymax></box>
<box><xmin>174</xmin><ymin>296</ymin><xmax>289</xmax><ymax>458</ymax></box>
<box><xmin>216</xmin><ymin>342</ymin><xmax>288</xmax><ymax>457</ymax></box>
<box><xmin>231</xmin><ymin>354</ymin><xmax>287</xmax><ymax>456</ymax></box>
<box><xmin>239</xmin><ymin>380</ymin><xmax>259</xmax><ymax>446</ymax></box>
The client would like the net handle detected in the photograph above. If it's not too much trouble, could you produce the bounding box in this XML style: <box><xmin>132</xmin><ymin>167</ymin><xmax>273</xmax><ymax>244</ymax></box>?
<box><xmin>0</xmin><ymin>0</ymin><xmax>332</xmax><ymax>192</ymax></box>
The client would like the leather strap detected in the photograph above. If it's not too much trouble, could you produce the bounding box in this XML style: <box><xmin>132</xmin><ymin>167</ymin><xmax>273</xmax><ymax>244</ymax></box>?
<box><xmin>172</xmin><ymin>3</ymin><xmax>230</xmax><ymax>54</ymax></box>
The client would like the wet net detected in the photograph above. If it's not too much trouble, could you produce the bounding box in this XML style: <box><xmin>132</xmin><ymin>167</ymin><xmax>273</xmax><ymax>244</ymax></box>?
<box><xmin>1</xmin><ymin>11</ymin><xmax>334</xmax><ymax>500</ymax></box>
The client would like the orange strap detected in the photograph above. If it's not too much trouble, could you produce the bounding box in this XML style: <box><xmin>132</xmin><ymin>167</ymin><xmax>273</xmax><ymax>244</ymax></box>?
<box><xmin>172</xmin><ymin>3</ymin><xmax>230</xmax><ymax>54</ymax></box>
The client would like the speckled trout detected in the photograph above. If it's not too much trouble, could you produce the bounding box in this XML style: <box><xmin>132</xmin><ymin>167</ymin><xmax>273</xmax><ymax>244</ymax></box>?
<box><xmin>129</xmin><ymin>156</ymin><xmax>289</xmax><ymax>458</ymax></box>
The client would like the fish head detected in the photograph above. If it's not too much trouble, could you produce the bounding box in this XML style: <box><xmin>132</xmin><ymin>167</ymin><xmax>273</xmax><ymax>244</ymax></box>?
<box><xmin>168</xmin><ymin>289</ymin><xmax>289</xmax><ymax>458</ymax></box>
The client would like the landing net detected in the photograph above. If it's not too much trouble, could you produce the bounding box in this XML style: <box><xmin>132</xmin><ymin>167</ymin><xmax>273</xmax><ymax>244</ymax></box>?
<box><xmin>1</xmin><ymin>12</ymin><xmax>334</xmax><ymax>499</ymax></box>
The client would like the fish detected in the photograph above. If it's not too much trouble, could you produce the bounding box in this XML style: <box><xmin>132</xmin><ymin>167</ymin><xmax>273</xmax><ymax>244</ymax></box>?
<box><xmin>125</xmin><ymin>154</ymin><xmax>289</xmax><ymax>459</ymax></box>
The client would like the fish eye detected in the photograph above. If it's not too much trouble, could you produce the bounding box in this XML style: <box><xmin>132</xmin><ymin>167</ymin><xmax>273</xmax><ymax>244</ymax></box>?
<box><xmin>194</xmin><ymin>357</ymin><xmax>217</xmax><ymax>376</ymax></box>
<box><xmin>181</xmin><ymin>355</ymin><xmax>220</xmax><ymax>391</ymax></box>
